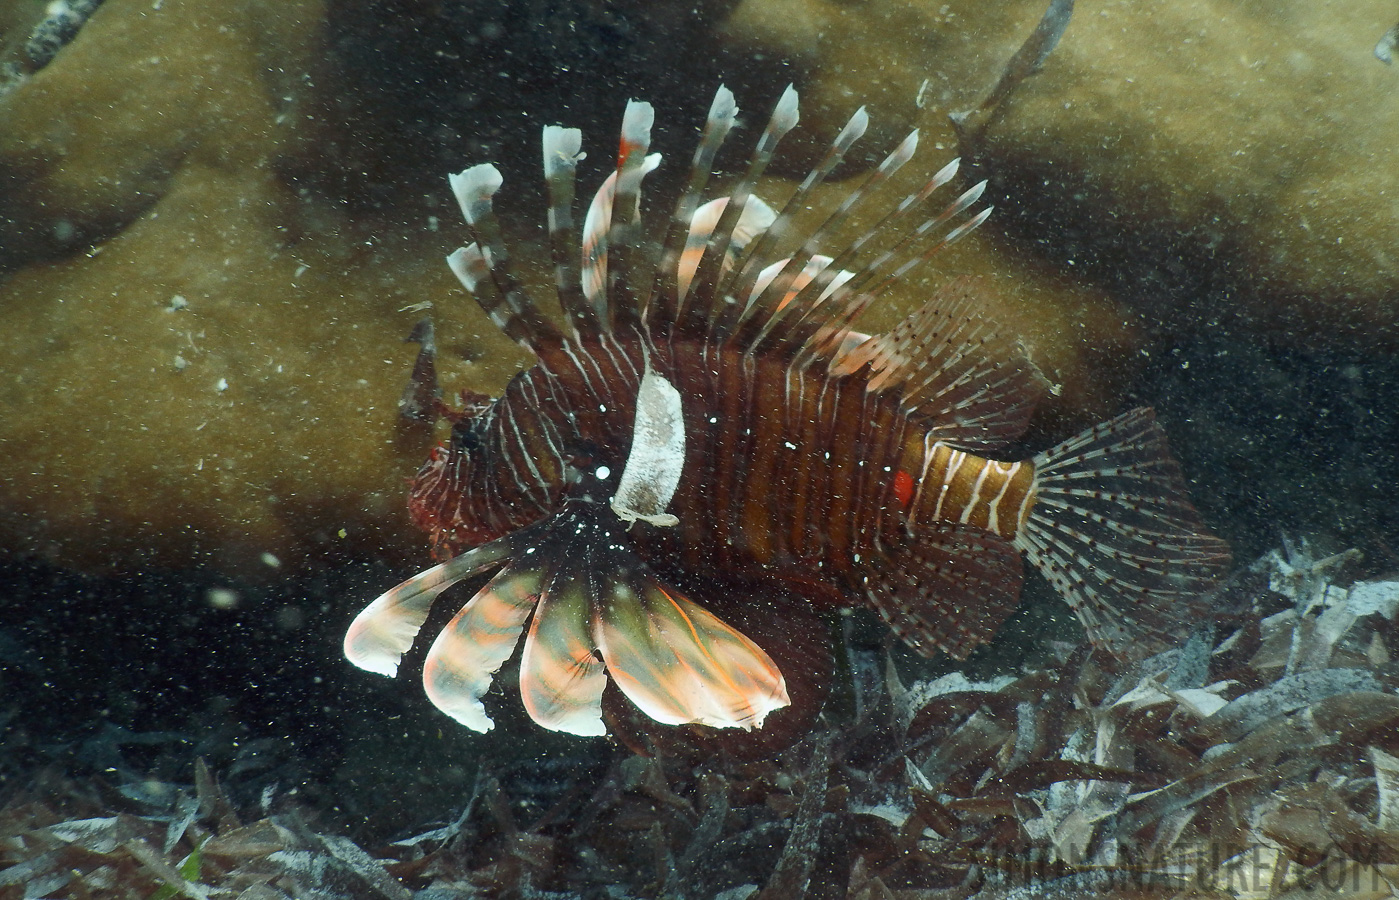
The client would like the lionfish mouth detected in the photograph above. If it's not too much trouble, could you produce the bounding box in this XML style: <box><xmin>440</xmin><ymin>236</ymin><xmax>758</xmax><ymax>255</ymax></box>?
<box><xmin>346</xmin><ymin>363</ymin><xmax>789</xmax><ymax>736</ymax></box>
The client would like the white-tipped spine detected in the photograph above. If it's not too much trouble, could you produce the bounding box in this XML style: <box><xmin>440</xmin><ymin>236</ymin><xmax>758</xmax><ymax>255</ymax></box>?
<box><xmin>541</xmin><ymin>125</ymin><xmax>584</xmax><ymax>179</ymax></box>
<box><xmin>449</xmin><ymin>164</ymin><xmax>504</xmax><ymax>226</ymax></box>
<box><xmin>770</xmin><ymin>84</ymin><xmax>800</xmax><ymax>137</ymax></box>
<box><xmin>835</xmin><ymin>106</ymin><xmax>870</xmax><ymax>147</ymax></box>
<box><xmin>708</xmin><ymin>84</ymin><xmax>738</xmax><ymax>127</ymax></box>
<box><xmin>619</xmin><ymin>100</ymin><xmax>655</xmax><ymax>152</ymax></box>
<box><xmin>942</xmin><ymin>206</ymin><xmax>993</xmax><ymax>245</ymax></box>
<box><xmin>930</xmin><ymin>157</ymin><xmax>960</xmax><ymax>191</ymax></box>
<box><xmin>446</xmin><ymin>243</ymin><xmax>491</xmax><ymax>294</ymax></box>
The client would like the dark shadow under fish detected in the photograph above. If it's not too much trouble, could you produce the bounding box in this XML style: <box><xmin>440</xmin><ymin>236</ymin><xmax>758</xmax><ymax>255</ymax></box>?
<box><xmin>344</xmin><ymin>85</ymin><xmax>1230</xmax><ymax>748</ymax></box>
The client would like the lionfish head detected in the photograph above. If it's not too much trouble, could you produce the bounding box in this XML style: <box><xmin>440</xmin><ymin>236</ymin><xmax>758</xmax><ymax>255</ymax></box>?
<box><xmin>407</xmin><ymin>395</ymin><xmax>504</xmax><ymax>557</ymax></box>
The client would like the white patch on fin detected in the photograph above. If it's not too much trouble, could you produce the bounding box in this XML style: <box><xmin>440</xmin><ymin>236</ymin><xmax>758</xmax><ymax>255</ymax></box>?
<box><xmin>344</xmin><ymin>533</ymin><xmax>519</xmax><ymax>677</ymax></box>
<box><xmin>445</xmin><ymin>243</ymin><xmax>491</xmax><ymax>294</ymax></box>
<box><xmin>448</xmin><ymin>164</ymin><xmax>503</xmax><ymax>225</ymax></box>
<box><xmin>610</xmin><ymin>366</ymin><xmax>685</xmax><ymax>527</ymax></box>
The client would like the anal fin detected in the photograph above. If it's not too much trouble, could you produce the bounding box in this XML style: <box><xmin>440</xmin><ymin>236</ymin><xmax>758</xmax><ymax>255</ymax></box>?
<box><xmin>861</xmin><ymin>522</ymin><xmax>1024</xmax><ymax>660</ymax></box>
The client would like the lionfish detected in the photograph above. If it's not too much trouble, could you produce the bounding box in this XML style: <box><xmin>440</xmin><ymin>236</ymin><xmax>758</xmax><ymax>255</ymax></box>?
<box><xmin>344</xmin><ymin>85</ymin><xmax>1230</xmax><ymax>743</ymax></box>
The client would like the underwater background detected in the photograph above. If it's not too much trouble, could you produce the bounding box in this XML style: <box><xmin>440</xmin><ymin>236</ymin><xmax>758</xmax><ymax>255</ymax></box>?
<box><xmin>2</xmin><ymin>0</ymin><xmax>1398</xmax><ymax>896</ymax></box>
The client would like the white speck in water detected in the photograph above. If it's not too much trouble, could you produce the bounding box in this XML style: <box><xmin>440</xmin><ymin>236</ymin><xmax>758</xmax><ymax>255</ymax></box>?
<box><xmin>784</xmin><ymin>441</ymin><xmax>798</xmax><ymax>450</ymax></box>
<box><xmin>52</xmin><ymin>218</ymin><xmax>75</xmax><ymax>243</ymax></box>
<box><xmin>260</xmin><ymin>552</ymin><xmax>282</xmax><ymax>569</ymax></box>
<box><xmin>166</xmin><ymin>295</ymin><xmax>188</xmax><ymax>312</ymax></box>
<box><xmin>215</xmin><ymin>378</ymin><xmax>229</xmax><ymax>391</ymax></box>
<box><xmin>915</xmin><ymin>77</ymin><xmax>934</xmax><ymax>109</ymax></box>
<box><xmin>596</xmin><ymin>465</ymin><xmax>611</xmax><ymax>480</ymax></box>
<box><xmin>207</xmin><ymin>588</ymin><xmax>240</xmax><ymax>610</ymax></box>
<box><xmin>173</xmin><ymin>354</ymin><xmax>188</xmax><ymax>371</ymax></box>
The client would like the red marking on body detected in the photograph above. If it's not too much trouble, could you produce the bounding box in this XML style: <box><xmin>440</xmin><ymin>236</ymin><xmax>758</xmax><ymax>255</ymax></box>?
<box><xmin>617</xmin><ymin>137</ymin><xmax>639</xmax><ymax>167</ymax></box>
<box><xmin>892</xmin><ymin>469</ymin><xmax>915</xmax><ymax>510</ymax></box>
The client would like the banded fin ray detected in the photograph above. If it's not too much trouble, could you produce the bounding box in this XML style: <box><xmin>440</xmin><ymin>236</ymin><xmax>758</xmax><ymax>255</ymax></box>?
<box><xmin>541</xmin><ymin>125</ymin><xmax>597</xmax><ymax>337</ymax></box>
<box><xmin>392</xmin><ymin>445</ymin><xmax>789</xmax><ymax>737</ymax></box>
<box><xmin>853</xmin><ymin>181</ymin><xmax>991</xmax><ymax>301</ymax></box>
<box><xmin>673</xmin><ymin>84</ymin><xmax>800</xmax><ymax>339</ymax></box>
<box><xmin>595</xmin><ymin>578</ymin><xmax>789</xmax><ymax>729</ymax></box>
<box><xmin>604</xmin><ymin>100</ymin><xmax>658</xmax><ymax>331</ymax></box>
<box><xmin>1014</xmin><ymin>408</ymin><xmax>1232</xmax><ymax>656</ymax></box>
<box><xmin>674</xmin><ymin>196</ymin><xmax>777</xmax><ymax>302</ymax></box>
<box><xmin>748</xmin><ymin>170</ymin><xmax>987</xmax><ymax>371</ymax></box>
<box><xmin>743</xmin><ymin>156</ymin><xmax>986</xmax><ymax>365</ymax></box>
<box><xmin>734</xmin><ymin>125</ymin><xmax>921</xmax><ymax>357</ymax></box>
<box><xmin>835</xmin><ymin>277</ymin><xmax>1051</xmax><ymax>451</ymax></box>
<box><xmin>447</xmin><ymin>165</ymin><xmax>563</xmax><ymax>352</ymax></box>
<box><xmin>647</xmin><ymin>85</ymin><xmax>740</xmax><ymax>327</ymax></box>
<box><xmin>519</xmin><ymin>567</ymin><xmax>608</xmax><ymax>735</ymax></box>
<box><xmin>580</xmin><ymin>152</ymin><xmax>663</xmax><ymax>321</ymax></box>
<box><xmin>861</xmin><ymin>522</ymin><xmax>1024</xmax><ymax>660</ymax></box>
<box><xmin>423</xmin><ymin>562</ymin><xmax>547</xmax><ymax>733</ymax></box>
<box><xmin>710</xmin><ymin>104</ymin><xmax>874</xmax><ymax>347</ymax></box>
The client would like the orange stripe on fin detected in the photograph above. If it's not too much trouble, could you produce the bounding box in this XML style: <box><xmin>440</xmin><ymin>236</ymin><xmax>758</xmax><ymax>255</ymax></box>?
<box><xmin>594</xmin><ymin>576</ymin><xmax>789</xmax><ymax>730</ymax></box>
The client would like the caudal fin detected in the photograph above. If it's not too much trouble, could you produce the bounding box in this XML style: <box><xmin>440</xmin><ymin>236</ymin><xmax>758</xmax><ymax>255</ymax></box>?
<box><xmin>1014</xmin><ymin>408</ymin><xmax>1231</xmax><ymax>657</ymax></box>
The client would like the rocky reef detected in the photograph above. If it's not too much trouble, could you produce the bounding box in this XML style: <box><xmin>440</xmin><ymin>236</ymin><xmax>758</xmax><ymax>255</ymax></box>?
<box><xmin>2</xmin><ymin>0</ymin><xmax>1397</xmax><ymax>574</ymax></box>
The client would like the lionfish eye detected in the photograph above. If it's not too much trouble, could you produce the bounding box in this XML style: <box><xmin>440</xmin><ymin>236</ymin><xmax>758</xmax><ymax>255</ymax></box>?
<box><xmin>450</xmin><ymin>420</ymin><xmax>481</xmax><ymax>452</ymax></box>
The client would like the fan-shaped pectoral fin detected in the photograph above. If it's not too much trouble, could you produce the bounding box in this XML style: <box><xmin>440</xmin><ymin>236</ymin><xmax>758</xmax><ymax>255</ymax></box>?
<box><xmin>518</xmin><ymin>567</ymin><xmax>609</xmax><ymax>736</ymax></box>
<box><xmin>594</xmin><ymin>572</ymin><xmax>790</xmax><ymax>730</ymax></box>
<box><xmin>421</xmin><ymin>562</ymin><xmax>544</xmax><ymax>732</ymax></box>
<box><xmin>344</xmin><ymin>529</ymin><xmax>526</xmax><ymax>677</ymax></box>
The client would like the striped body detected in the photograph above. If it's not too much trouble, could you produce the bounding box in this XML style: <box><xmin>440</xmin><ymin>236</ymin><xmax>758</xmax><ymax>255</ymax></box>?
<box><xmin>415</xmin><ymin>331</ymin><xmax>1043</xmax><ymax>605</ymax></box>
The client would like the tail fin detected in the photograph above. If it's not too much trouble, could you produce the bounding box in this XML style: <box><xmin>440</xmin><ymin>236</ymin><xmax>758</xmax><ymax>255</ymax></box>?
<box><xmin>1014</xmin><ymin>408</ymin><xmax>1231</xmax><ymax>657</ymax></box>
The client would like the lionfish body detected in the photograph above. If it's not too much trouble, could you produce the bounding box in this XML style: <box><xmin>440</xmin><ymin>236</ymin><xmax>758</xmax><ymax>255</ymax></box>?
<box><xmin>346</xmin><ymin>87</ymin><xmax>1230</xmax><ymax>741</ymax></box>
